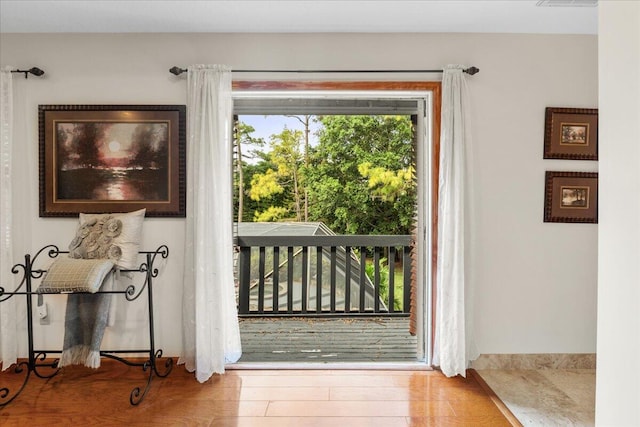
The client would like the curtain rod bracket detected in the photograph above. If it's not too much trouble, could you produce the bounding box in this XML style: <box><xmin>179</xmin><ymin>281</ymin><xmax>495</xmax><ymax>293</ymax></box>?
<box><xmin>169</xmin><ymin>66</ymin><xmax>480</xmax><ymax>76</ymax></box>
<box><xmin>11</xmin><ymin>67</ymin><xmax>45</xmax><ymax>79</ymax></box>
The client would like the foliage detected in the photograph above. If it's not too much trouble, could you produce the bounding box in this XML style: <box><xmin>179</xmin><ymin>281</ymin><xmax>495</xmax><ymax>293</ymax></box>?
<box><xmin>254</xmin><ymin>206</ymin><xmax>289</xmax><ymax>222</ymax></box>
<box><xmin>364</xmin><ymin>258</ymin><xmax>403</xmax><ymax>311</ymax></box>
<box><xmin>235</xmin><ymin>121</ymin><xmax>266</xmax><ymax>161</ymax></box>
<box><xmin>234</xmin><ymin>115</ymin><xmax>416</xmax><ymax>232</ymax></box>
<box><xmin>235</xmin><ymin>157</ymin><xmax>292</xmax><ymax>222</ymax></box>
<box><xmin>233</xmin><ymin>121</ymin><xmax>266</xmax><ymax>222</ymax></box>
<box><xmin>358</xmin><ymin>162</ymin><xmax>415</xmax><ymax>202</ymax></box>
<box><xmin>307</xmin><ymin>115</ymin><xmax>416</xmax><ymax>235</ymax></box>
<box><xmin>249</xmin><ymin>169</ymin><xmax>284</xmax><ymax>200</ymax></box>
<box><xmin>269</xmin><ymin>128</ymin><xmax>304</xmax><ymax>177</ymax></box>
<box><xmin>246</xmin><ymin>127</ymin><xmax>305</xmax><ymax>221</ymax></box>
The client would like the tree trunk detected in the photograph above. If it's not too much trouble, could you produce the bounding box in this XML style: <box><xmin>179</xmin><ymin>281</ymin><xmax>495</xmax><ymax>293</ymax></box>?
<box><xmin>235</xmin><ymin>121</ymin><xmax>244</xmax><ymax>222</ymax></box>
<box><xmin>303</xmin><ymin>115</ymin><xmax>310</xmax><ymax>222</ymax></box>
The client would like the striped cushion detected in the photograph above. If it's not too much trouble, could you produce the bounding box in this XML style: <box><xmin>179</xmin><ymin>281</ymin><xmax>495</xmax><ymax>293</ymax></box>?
<box><xmin>38</xmin><ymin>258</ymin><xmax>115</xmax><ymax>293</ymax></box>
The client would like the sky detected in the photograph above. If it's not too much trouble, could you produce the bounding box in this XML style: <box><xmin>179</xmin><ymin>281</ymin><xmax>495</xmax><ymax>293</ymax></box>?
<box><xmin>239</xmin><ymin>114</ymin><xmax>320</xmax><ymax>141</ymax></box>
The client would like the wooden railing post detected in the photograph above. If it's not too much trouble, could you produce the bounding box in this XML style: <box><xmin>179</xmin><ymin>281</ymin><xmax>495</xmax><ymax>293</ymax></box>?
<box><xmin>301</xmin><ymin>247</ymin><xmax>308</xmax><ymax>313</ymax></box>
<box><xmin>316</xmin><ymin>246</ymin><xmax>323</xmax><ymax>313</ymax></box>
<box><xmin>359</xmin><ymin>247</ymin><xmax>367</xmax><ymax>312</ymax></box>
<box><xmin>373</xmin><ymin>246</ymin><xmax>381</xmax><ymax>312</ymax></box>
<box><xmin>403</xmin><ymin>245</ymin><xmax>411</xmax><ymax>313</ymax></box>
<box><xmin>344</xmin><ymin>246</ymin><xmax>351</xmax><ymax>313</ymax></box>
<box><xmin>273</xmin><ymin>246</ymin><xmax>280</xmax><ymax>314</ymax></box>
<box><xmin>238</xmin><ymin>246</ymin><xmax>251</xmax><ymax>315</ymax></box>
<box><xmin>389</xmin><ymin>246</ymin><xmax>396</xmax><ymax>313</ymax></box>
<box><xmin>258</xmin><ymin>247</ymin><xmax>266</xmax><ymax>313</ymax></box>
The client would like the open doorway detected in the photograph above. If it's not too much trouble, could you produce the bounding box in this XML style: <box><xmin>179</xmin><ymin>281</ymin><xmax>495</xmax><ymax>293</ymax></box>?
<box><xmin>231</xmin><ymin>83</ymin><xmax>439</xmax><ymax>366</ymax></box>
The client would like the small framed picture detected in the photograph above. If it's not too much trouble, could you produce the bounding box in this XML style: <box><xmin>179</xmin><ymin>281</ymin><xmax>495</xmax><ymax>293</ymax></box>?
<box><xmin>544</xmin><ymin>171</ymin><xmax>598</xmax><ymax>223</ymax></box>
<box><xmin>544</xmin><ymin>107</ymin><xmax>598</xmax><ymax>160</ymax></box>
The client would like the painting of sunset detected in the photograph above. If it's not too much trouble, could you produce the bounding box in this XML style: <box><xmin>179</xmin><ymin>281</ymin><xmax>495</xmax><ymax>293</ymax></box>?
<box><xmin>55</xmin><ymin>121</ymin><xmax>169</xmax><ymax>201</ymax></box>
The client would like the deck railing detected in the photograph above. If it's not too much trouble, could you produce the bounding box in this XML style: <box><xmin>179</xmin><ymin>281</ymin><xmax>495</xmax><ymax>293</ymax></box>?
<box><xmin>236</xmin><ymin>235</ymin><xmax>413</xmax><ymax>317</ymax></box>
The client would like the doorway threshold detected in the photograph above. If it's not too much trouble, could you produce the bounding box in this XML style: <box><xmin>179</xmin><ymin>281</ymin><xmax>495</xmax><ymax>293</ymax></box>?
<box><xmin>226</xmin><ymin>361</ymin><xmax>432</xmax><ymax>371</ymax></box>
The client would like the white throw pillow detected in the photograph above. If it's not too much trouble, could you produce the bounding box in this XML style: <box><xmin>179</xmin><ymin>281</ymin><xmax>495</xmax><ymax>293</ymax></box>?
<box><xmin>69</xmin><ymin>208</ymin><xmax>145</xmax><ymax>269</ymax></box>
<box><xmin>38</xmin><ymin>258</ymin><xmax>115</xmax><ymax>293</ymax></box>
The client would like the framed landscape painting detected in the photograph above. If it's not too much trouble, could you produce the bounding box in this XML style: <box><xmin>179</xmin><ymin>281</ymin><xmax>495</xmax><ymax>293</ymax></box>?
<box><xmin>543</xmin><ymin>107</ymin><xmax>598</xmax><ymax>160</ymax></box>
<box><xmin>544</xmin><ymin>171</ymin><xmax>598</xmax><ymax>224</ymax></box>
<box><xmin>39</xmin><ymin>105</ymin><xmax>186</xmax><ymax>217</ymax></box>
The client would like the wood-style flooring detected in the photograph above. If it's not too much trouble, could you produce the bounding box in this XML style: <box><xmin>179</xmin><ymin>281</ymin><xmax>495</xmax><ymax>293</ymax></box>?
<box><xmin>1</xmin><ymin>359</ymin><xmax>519</xmax><ymax>426</ymax></box>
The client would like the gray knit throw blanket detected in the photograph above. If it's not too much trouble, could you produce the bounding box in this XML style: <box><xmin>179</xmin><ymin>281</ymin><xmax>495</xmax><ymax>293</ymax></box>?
<box><xmin>59</xmin><ymin>291</ymin><xmax>111</xmax><ymax>368</ymax></box>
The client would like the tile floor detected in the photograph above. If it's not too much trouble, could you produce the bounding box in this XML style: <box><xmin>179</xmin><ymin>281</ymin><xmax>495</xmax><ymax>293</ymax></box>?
<box><xmin>476</xmin><ymin>369</ymin><xmax>596</xmax><ymax>426</ymax></box>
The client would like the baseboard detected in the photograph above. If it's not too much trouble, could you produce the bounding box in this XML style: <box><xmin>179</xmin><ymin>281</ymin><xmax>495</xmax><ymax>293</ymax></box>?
<box><xmin>471</xmin><ymin>353</ymin><xmax>596</xmax><ymax>370</ymax></box>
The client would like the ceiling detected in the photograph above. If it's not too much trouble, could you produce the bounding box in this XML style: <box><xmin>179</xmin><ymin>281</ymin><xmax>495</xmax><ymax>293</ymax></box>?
<box><xmin>0</xmin><ymin>0</ymin><xmax>598</xmax><ymax>34</ymax></box>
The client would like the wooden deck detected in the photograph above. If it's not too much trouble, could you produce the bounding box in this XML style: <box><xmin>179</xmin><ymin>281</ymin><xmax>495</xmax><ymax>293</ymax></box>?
<box><xmin>238</xmin><ymin>317</ymin><xmax>417</xmax><ymax>363</ymax></box>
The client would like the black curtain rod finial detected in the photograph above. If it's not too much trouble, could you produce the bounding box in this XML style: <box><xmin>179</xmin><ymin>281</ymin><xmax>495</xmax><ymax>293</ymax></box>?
<box><xmin>464</xmin><ymin>66</ymin><xmax>480</xmax><ymax>75</ymax></box>
<box><xmin>11</xmin><ymin>67</ymin><xmax>45</xmax><ymax>79</ymax></box>
<box><xmin>29</xmin><ymin>67</ymin><xmax>45</xmax><ymax>76</ymax></box>
<box><xmin>169</xmin><ymin>66</ymin><xmax>187</xmax><ymax>76</ymax></box>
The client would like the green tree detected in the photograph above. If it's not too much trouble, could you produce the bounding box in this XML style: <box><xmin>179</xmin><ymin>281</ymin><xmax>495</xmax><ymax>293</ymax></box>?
<box><xmin>249</xmin><ymin>168</ymin><xmax>283</xmax><ymax>200</ymax></box>
<box><xmin>307</xmin><ymin>115</ymin><xmax>415</xmax><ymax>235</ymax></box>
<box><xmin>270</xmin><ymin>128</ymin><xmax>305</xmax><ymax>221</ymax></box>
<box><xmin>248</xmin><ymin>127</ymin><xmax>305</xmax><ymax>221</ymax></box>
<box><xmin>285</xmin><ymin>115</ymin><xmax>313</xmax><ymax>221</ymax></box>
<box><xmin>254</xmin><ymin>206</ymin><xmax>289</xmax><ymax>222</ymax></box>
<box><xmin>233</xmin><ymin>121</ymin><xmax>266</xmax><ymax>222</ymax></box>
<box><xmin>358</xmin><ymin>162</ymin><xmax>415</xmax><ymax>202</ymax></box>
<box><xmin>237</xmin><ymin>157</ymin><xmax>289</xmax><ymax>222</ymax></box>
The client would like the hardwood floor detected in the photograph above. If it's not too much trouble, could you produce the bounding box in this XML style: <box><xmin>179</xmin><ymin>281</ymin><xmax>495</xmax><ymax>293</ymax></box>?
<box><xmin>1</xmin><ymin>359</ymin><xmax>520</xmax><ymax>426</ymax></box>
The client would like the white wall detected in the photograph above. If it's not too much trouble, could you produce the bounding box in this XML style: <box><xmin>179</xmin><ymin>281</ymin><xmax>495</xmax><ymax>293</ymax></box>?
<box><xmin>596</xmin><ymin>2</ymin><xmax>640</xmax><ymax>425</ymax></box>
<box><xmin>0</xmin><ymin>32</ymin><xmax>598</xmax><ymax>357</ymax></box>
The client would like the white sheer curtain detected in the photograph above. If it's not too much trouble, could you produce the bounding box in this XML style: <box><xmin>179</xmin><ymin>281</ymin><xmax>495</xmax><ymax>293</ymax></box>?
<box><xmin>179</xmin><ymin>64</ymin><xmax>242</xmax><ymax>382</ymax></box>
<box><xmin>0</xmin><ymin>67</ymin><xmax>16</xmax><ymax>370</ymax></box>
<box><xmin>433</xmin><ymin>65</ymin><xmax>478</xmax><ymax>377</ymax></box>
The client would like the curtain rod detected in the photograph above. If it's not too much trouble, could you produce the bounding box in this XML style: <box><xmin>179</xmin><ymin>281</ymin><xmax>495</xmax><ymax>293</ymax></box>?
<box><xmin>169</xmin><ymin>66</ymin><xmax>479</xmax><ymax>76</ymax></box>
<box><xmin>10</xmin><ymin>67</ymin><xmax>45</xmax><ymax>79</ymax></box>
